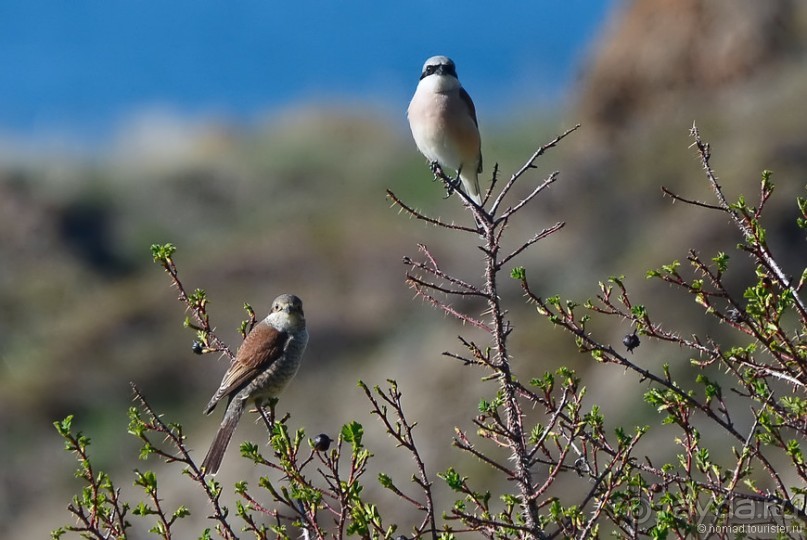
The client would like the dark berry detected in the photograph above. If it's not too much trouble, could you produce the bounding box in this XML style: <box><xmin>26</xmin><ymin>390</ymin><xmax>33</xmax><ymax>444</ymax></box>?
<box><xmin>574</xmin><ymin>456</ymin><xmax>590</xmax><ymax>477</ymax></box>
<box><xmin>313</xmin><ymin>433</ymin><xmax>332</xmax><ymax>452</ymax></box>
<box><xmin>191</xmin><ymin>340</ymin><xmax>204</xmax><ymax>355</ymax></box>
<box><xmin>623</xmin><ymin>332</ymin><xmax>640</xmax><ymax>353</ymax></box>
<box><xmin>727</xmin><ymin>308</ymin><xmax>744</xmax><ymax>323</ymax></box>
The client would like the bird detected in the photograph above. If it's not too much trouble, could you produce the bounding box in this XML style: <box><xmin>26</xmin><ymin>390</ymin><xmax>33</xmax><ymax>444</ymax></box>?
<box><xmin>201</xmin><ymin>293</ymin><xmax>309</xmax><ymax>475</ymax></box>
<box><xmin>407</xmin><ymin>55</ymin><xmax>483</xmax><ymax>207</ymax></box>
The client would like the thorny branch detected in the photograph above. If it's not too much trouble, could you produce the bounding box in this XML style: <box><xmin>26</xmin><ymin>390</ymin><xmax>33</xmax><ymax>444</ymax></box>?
<box><xmin>152</xmin><ymin>246</ymin><xmax>235</xmax><ymax>361</ymax></box>
<box><xmin>684</xmin><ymin>123</ymin><xmax>807</xmax><ymax>322</ymax></box>
<box><xmin>393</xmin><ymin>127</ymin><xmax>582</xmax><ymax>538</ymax></box>
<box><xmin>130</xmin><ymin>383</ymin><xmax>239</xmax><ymax>540</ymax></box>
<box><xmin>512</xmin><ymin>125</ymin><xmax>807</xmax><ymax>535</ymax></box>
<box><xmin>360</xmin><ymin>381</ymin><xmax>438</xmax><ymax>539</ymax></box>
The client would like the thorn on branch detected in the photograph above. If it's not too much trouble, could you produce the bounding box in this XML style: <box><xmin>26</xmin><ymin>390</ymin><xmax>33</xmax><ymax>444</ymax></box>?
<box><xmin>386</xmin><ymin>189</ymin><xmax>479</xmax><ymax>233</ymax></box>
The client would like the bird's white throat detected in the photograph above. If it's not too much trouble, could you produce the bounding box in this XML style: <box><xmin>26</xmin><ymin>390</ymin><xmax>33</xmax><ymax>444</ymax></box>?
<box><xmin>418</xmin><ymin>73</ymin><xmax>461</xmax><ymax>95</ymax></box>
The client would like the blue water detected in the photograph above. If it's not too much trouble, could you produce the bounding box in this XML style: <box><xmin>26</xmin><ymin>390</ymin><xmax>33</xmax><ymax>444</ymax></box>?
<box><xmin>0</xmin><ymin>1</ymin><xmax>613</xmax><ymax>139</ymax></box>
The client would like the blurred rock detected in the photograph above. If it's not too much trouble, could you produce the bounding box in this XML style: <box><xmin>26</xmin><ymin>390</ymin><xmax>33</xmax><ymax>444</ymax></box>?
<box><xmin>553</xmin><ymin>0</ymin><xmax>807</xmax><ymax>281</ymax></box>
<box><xmin>577</xmin><ymin>0</ymin><xmax>800</xmax><ymax>136</ymax></box>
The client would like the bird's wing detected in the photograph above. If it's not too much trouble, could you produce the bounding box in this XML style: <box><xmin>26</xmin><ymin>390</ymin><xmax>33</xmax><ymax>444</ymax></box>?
<box><xmin>459</xmin><ymin>87</ymin><xmax>478</xmax><ymax>127</ymax></box>
<box><xmin>459</xmin><ymin>87</ymin><xmax>483</xmax><ymax>174</ymax></box>
<box><xmin>215</xmin><ymin>322</ymin><xmax>289</xmax><ymax>400</ymax></box>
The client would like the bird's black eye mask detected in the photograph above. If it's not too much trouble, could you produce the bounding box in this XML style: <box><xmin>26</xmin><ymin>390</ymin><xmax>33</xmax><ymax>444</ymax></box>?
<box><xmin>421</xmin><ymin>63</ymin><xmax>458</xmax><ymax>80</ymax></box>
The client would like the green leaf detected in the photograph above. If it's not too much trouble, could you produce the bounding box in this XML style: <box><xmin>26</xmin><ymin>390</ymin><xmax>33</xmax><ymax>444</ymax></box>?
<box><xmin>240</xmin><ymin>441</ymin><xmax>261</xmax><ymax>462</ymax></box>
<box><xmin>530</xmin><ymin>372</ymin><xmax>554</xmax><ymax>392</ymax></box>
<box><xmin>510</xmin><ymin>266</ymin><xmax>526</xmax><ymax>280</ymax></box>
<box><xmin>54</xmin><ymin>415</ymin><xmax>74</xmax><ymax>437</ymax></box>
<box><xmin>188</xmin><ymin>288</ymin><xmax>207</xmax><ymax>307</ymax></box>
<box><xmin>781</xmin><ymin>396</ymin><xmax>807</xmax><ymax>416</ymax></box>
<box><xmin>761</xmin><ymin>169</ymin><xmax>774</xmax><ymax>193</ymax></box>
<box><xmin>631</xmin><ymin>305</ymin><xmax>647</xmax><ymax>319</ymax></box>
<box><xmin>731</xmin><ymin>195</ymin><xmax>748</xmax><ymax>211</ymax></box>
<box><xmin>439</xmin><ymin>467</ymin><xmax>464</xmax><ymax>491</ymax></box>
<box><xmin>173</xmin><ymin>505</ymin><xmax>191</xmax><ymax>519</ymax></box>
<box><xmin>661</xmin><ymin>261</ymin><xmax>680</xmax><ymax>274</ymax></box>
<box><xmin>134</xmin><ymin>470</ymin><xmax>158</xmax><ymax>490</ymax></box>
<box><xmin>133</xmin><ymin>501</ymin><xmax>154</xmax><ymax>516</ymax></box>
<box><xmin>786</xmin><ymin>439</ymin><xmax>804</xmax><ymax>464</ymax></box>
<box><xmin>150</xmin><ymin>243</ymin><xmax>176</xmax><ymax>263</ymax></box>
<box><xmin>695</xmin><ymin>374</ymin><xmax>720</xmax><ymax>402</ymax></box>
<box><xmin>695</xmin><ymin>447</ymin><xmax>710</xmax><ymax>472</ymax></box>
<box><xmin>378</xmin><ymin>472</ymin><xmax>393</xmax><ymax>489</ymax></box>
<box><xmin>340</xmin><ymin>421</ymin><xmax>364</xmax><ymax>447</ymax></box>
<box><xmin>585</xmin><ymin>405</ymin><xmax>604</xmax><ymax>429</ymax></box>
<box><xmin>529</xmin><ymin>423</ymin><xmax>546</xmax><ymax>445</ymax></box>
<box><xmin>127</xmin><ymin>407</ymin><xmax>146</xmax><ymax>437</ymax></box>
<box><xmin>138</xmin><ymin>442</ymin><xmax>155</xmax><ymax>461</ymax></box>
<box><xmin>712</xmin><ymin>252</ymin><xmax>730</xmax><ymax>273</ymax></box>
<box><xmin>614</xmin><ymin>427</ymin><xmax>628</xmax><ymax>447</ymax></box>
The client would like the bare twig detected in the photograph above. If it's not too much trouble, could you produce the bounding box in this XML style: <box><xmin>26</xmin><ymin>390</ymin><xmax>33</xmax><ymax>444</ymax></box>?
<box><xmin>490</xmin><ymin>124</ymin><xmax>580</xmax><ymax>216</ymax></box>
<box><xmin>387</xmin><ymin>189</ymin><xmax>479</xmax><ymax>233</ymax></box>
<box><xmin>689</xmin><ymin>123</ymin><xmax>807</xmax><ymax>321</ymax></box>
<box><xmin>395</xmin><ymin>128</ymin><xmax>584</xmax><ymax>539</ymax></box>
<box><xmin>130</xmin><ymin>383</ymin><xmax>238</xmax><ymax>540</ymax></box>
<box><xmin>499</xmin><ymin>222</ymin><xmax>565</xmax><ymax>269</ymax></box>
<box><xmin>361</xmin><ymin>381</ymin><xmax>438</xmax><ymax>539</ymax></box>
<box><xmin>153</xmin><ymin>249</ymin><xmax>234</xmax><ymax>360</ymax></box>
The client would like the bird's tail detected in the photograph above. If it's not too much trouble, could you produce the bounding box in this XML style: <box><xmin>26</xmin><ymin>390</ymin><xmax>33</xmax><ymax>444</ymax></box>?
<box><xmin>460</xmin><ymin>170</ymin><xmax>486</xmax><ymax>233</ymax></box>
<box><xmin>201</xmin><ymin>398</ymin><xmax>245</xmax><ymax>475</ymax></box>
<box><xmin>460</xmin><ymin>170</ymin><xmax>483</xmax><ymax>207</ymax></box>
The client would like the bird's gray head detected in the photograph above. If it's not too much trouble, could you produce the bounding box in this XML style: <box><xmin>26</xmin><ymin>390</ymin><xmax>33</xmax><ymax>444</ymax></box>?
<box><xmin>266</xmin><ymin>294</ymin><xmax>306</xmax><ymax>329</ymax></box>
<box><xmin>420</xmin><ymin>56</ymin><xmax>458</xmax><ymax>81</ymax></box>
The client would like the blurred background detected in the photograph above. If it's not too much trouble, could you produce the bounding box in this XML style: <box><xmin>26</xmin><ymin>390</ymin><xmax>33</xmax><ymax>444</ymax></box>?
<box><xmin>1</xmin><ymin>1</ymin><xmax>806</xmax><ymax>537</ymax></box>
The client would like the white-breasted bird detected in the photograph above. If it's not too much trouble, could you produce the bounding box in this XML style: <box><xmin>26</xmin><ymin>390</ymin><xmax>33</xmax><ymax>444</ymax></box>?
<box><xmin>407</xmin><ymin>55</ymin><xmax>483</xmax><ymax>206</ymax></box>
